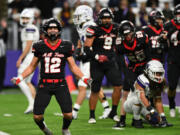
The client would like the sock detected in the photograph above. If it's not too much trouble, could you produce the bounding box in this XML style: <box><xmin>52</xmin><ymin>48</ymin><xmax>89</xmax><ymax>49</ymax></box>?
<box><xmin>62</xmin><ymin>118</ymin><xmax>72</xmax><ymax>129</ymax></box>
<box><xmin>90</xmin><ymin>110</ymin><xmax>95</xmax><ymax>118</ymax></box>
<box><xmin>18</xmin><ymin>81</ymin><xmax>34</xmax><ymax>105</ymax></box>
<box><xmin>111</xmin><ymin>105</ymin><xmax>118</xmax><ymax>115</ymax></box>
<box><xmin>120</xmin><ymin>115</ymin><xmax>126</xmax><ymax>122</ymax></box>
<box><xmin>34</xmin><ymin>118</ymin><xmax>46</xmax><ymax>130</ymax></box>
<box><xmin>168</xmin><ymin>96</ymin><xmax>176</xmax><ymax>109</ymax></box>
<box><xmin>102</xmin><ymin>101</ymin><xmax>110</xmax><ymax>109</ymax></box>
<box><xmin>73</xmin><ymin>103</ymin><xmax>80</xmax><ymax>112</ymax></box>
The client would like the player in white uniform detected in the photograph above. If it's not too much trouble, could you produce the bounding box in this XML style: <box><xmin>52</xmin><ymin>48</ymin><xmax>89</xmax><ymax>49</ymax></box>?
<box><xmin>72</xmin><ymin>5</ymin><xmax>111</xmax><ymax>121</ymax></box>
<box><xmin>16</xmin><ymin>9</ymin><xmax>39</xmax><ymax>114</ymax></box>
<box><xmin>118</xmin><ymin>60</ymin><xmax>172</xmax><ymax>128</ymax></box>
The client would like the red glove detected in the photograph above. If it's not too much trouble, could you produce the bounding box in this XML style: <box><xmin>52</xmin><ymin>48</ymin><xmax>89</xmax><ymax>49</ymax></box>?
<box><xmin>95</xmin><ymin>54</ymin><xmax>109</xmax><ymax>63</ymax></box>
<box><xmin>11</xmin><ymin>75</ymin><xmax>23</xmax><ymax>85</ymax></box>
<box><xmin>81</xmin><ymin>76</ymin><xmax>92</xmax><ymax>86</ymax></box>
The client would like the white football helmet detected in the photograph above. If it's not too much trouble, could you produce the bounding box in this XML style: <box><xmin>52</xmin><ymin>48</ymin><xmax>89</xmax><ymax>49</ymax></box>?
<box><xmin>145</xmin><ymin>60</ymin><xmax>165</xmax><ymax>83</ymax></box>
<box><xmin>20</xmin><ymin>9</ymin><xmax>34</xmax><ymax>26</ymax></box>
<box><xmin>73</xmin><ymin>5</ymin><xmax>93</xmax><ymax>26</ymax></box>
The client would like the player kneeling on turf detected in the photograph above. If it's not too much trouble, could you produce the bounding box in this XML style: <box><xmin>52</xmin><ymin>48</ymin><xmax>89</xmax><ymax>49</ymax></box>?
<box><xmin>123</xmin><ymin>60</ymin><xmax>172</xmax><ymax>128</ymax></box>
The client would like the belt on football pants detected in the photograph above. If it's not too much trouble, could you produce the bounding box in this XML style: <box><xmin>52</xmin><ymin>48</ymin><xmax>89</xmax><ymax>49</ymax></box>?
<box><xmin>43</xmin><ymin>79</ymin><xmax>63</xmax><ymax>83</ymax></box>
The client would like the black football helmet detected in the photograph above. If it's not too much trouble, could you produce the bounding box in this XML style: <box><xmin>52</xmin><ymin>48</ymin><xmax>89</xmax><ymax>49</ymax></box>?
<box><xmin>97</xmin><ymin>8</ymin><xmax>114</xmax><ymax>28</ymax></box>
<box><xmin>118</xmin><ymin>20</ymin><xmax>135</xmax><ymax>41</ymax></box>
<box><xmin>148</xmin><ymin>10</ymin><xmax>165</xmax><ymax>29</ymax></box>
<box><xmin>43</xmin><ymin>18</ymin><xmax>62</xmax><ymax>41</ymax></box>
<box><xmin>174</xmin><ymin>4</ymin><xmax>180</xmax><ymax>24</ymax></box>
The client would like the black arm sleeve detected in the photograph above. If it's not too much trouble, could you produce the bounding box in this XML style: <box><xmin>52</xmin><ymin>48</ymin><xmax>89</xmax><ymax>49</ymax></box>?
<box><xmin>84</xmin><ymin>46</ymin><xmax>96</xmax><ymax>60</ymax></box>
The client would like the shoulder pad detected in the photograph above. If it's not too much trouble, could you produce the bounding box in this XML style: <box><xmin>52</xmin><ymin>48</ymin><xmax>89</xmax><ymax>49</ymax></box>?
<box><xmin>135</xmin><ymin>31</ymin><xmax>146</xmax><ymax>39</ymax></box>
<box><xmin>137</xmin><ymin>74</ymin><xmax>149</xmax><ymax>89</ymax></box>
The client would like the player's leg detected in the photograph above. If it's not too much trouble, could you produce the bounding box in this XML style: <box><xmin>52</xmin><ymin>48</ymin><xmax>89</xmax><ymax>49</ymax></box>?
<box><xmin>33</xmin><ymin>85</ymin><xmax>53</xmax><ymax>135</ymax></box>
<box><xmin>72</xmin><ymin>62</ymin><xmax>89</xmax><ymax>119</ymax></box>
<box><xmin>98</xmin><ymin>88</ymin><xmax>111</xmax><ymax>119</ymax></box>
<box><xmin>17</xmin><ymin>58</ymin><xmax>35</xmax><ymax>113</ymax></box>
<box><xmin>27</xmin><ymin>82</ymin><xmax>36</xmax><ymax>98</ymax></box>
<box><xmin>88</xmin><ymin>61</ymin><xmax>104</xmax><ymax>123</ymax></box>
<box><xmin>106</xmin><ymin>63</ymin><xmax>123</xmax><ymax>122</ymax></box>
<box><xmin>167</xmin><ymin>62</ymin><xmax>179</xmax><ymax>117</ymax></box>
<box><xmin>54</xmin><ymin>84</ymin><xmax>72</xmax><ymax>135</ymax></box>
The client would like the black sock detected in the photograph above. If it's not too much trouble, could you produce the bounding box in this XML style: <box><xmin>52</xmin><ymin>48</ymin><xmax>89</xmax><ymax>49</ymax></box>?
<box><xmin>34</xmin><ymin>118</ymin><xmax>46</xmax><ymax>130</ymax></box>
<box><xmin>120</xmin><ymin>115</ymin><xmax>126</xmax><ymax>122</ymax></box>
<box><xmin>111</xmin><ymin>105</ymin><xmax>118</xmax><ymax>115</ymax></box>
<box><xmin>90</xmin><ymin>110</ymin><xmax>95</xmax><ymax>118</ymax></box>
<box><xmin>62</xmin><ymin>118</ymin><xmax>72</xmax><ymax>130</ymax></box>
<box><xmin>168</xmin><ymin>96</ymin><xmax>176</xmax><ymax>109</ymax></box>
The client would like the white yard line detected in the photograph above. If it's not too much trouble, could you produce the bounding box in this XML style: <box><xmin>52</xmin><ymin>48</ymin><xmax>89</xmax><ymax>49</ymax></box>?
<box><xmin>0</xmin><ymin>131</ymin><xmax>10</xmax><ymax>135</ymax></box>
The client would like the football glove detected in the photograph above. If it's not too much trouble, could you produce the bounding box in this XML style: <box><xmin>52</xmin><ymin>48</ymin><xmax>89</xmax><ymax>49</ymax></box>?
<box><xmin>159</xmin><ymin>116</ymin><xmax>173</xmax><ymax>127</ymax></box>
<box><xmin>74</xmin><ymin>48</ymin><xmax>82</xmax><ymax>61</ymax></box>
<box><xmin>95</xmin><ymin>54</ymin><xmax>109</xmax><ymax>63</ymax></box>
<box><xmin>11</xmin><ymin>75</ymin><xmax>23</xmax><ymax>85</ymax></box>
<box><xmin>81</xmin><ymin>76</ymin><xmax>92</xmax><ymax>87</ymax></box>
<box><xmin>147</xmin><ymin>106</ymin><xmax>159</xmax><ymax>125</ymax></box>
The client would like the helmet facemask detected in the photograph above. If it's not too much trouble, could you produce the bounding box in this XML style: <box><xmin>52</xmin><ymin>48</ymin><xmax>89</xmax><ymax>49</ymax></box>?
<box><xmin>73</xmin><ymin>5</ymin><xmax>93</xmax><ymax>28</ymax></box>
<box><xmin>145</xmin><ymin>60</ymin><xmax>165</xmax><ymax>84</ymax></box>
<box><xmin>20</xmin><ymin>9</ymin><xmax>34</xmax><ymax>27</ymax></box>
<box><xmin>43</xmin><ymin>18</ymin><xmax>62</xmax><ymax>41</ymax></box>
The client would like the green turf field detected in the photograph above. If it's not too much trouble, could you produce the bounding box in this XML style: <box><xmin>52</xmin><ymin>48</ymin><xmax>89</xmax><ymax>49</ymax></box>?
<box><xmin>0</xmin><ymin>88</ymin><xmax>180</xmax><ymax>135</ymax></box>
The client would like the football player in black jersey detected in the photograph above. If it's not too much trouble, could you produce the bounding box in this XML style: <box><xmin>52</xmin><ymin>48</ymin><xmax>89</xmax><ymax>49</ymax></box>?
<box><xmin>142</xmin><ymin>10</ymin><xmax>168</xmax><ymax>63</ymax></box>
<box><xmin>11</xmin><ymin>18</ymin><xmax>91</xmax><ymax>135</ymax></box>
<box><xmin>114</xmin><ymin>20</ymin><xmax>150</xmax><ymax>128</ymax></box>
<box><xmin>84</xmin><ymin>8</ymin><xmax>123</xmax><ymax>124</ymax></box>
<box><xmin>164</xmin><ymin>4</ymin><xmax>180</xmax><ymax>118</ymax></box>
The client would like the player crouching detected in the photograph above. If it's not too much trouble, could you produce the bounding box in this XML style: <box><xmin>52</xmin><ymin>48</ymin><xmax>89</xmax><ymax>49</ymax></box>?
<box><xmin>122</xmin><ymin>60</ymin><xmax>172</xmax><ymax>128</ymax></box>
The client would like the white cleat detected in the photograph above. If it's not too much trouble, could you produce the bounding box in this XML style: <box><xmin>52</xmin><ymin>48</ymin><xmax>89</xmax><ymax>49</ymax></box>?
<box><xmin>72</xmin><ymin>110</ymin><xmax>78</xmax><ymax>120</ymax></box>
<box><xmin>88</xmin><ymin>118</ymin><xmax>96</xmax><ymax>124</ymax></box>
<box><xmin>62</xmin><ymin>129</ymin><xmax>71</xmax><ymax>135</ymax></box>
<box><xmin>99</xmin><ymin>108</ymin><xmax>111</xmax><ymax>119</ymax></box>
<box><xmin>113</xmin><ymin>115</ymin><xmax>120</xmax><ymax>122</ymax></box>
<box><xmin>24</xmin><ymin>105</ymin><xmax>33</xmax><ymax>114</ymax></box>
<box><xmin>170</xmin><ymin>109</ymin><xmax>176</xmax><ymax>118</ymax></box>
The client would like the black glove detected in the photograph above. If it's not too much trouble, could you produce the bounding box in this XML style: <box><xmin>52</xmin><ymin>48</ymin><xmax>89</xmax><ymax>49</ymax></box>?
<box><xmin>74</xmin><ymin>48</ymin><xmax>82</xmax><ymax>61</ymax></box>
<box><xmin>159</xmin><ymin>116</ymin><xmax>173</xmax><ymax>127</ymax></box>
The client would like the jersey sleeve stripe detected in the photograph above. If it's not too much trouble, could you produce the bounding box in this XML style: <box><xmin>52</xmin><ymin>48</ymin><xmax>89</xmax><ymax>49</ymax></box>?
<box><xmin>87</xmin><ymin>28</ymin><xmax>94</xmax><ymax>34</ymax></box>
<box><xmin>137</xmin><ymin>78</ymin><xmax>146</xmax><ymax>89</ymax></box>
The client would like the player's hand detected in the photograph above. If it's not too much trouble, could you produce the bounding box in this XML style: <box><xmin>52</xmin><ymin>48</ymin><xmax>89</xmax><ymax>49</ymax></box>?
<box><xmin>81</xmin><ymin>76</ymin><xmax>92</xmax><ymax>86</ymax></box>
<box><xmin>159</xmin><ymin>116</ymin><xmax>173</xmax><ymax>127</ymax></box>
<box><xmin>11</xmin><ymin>75</ymin><xmax>23</xmax><ymax>85</ymax></box>
<box><xmin>16</xmin><ymin>58</ymin><xmax>22</xmax><ymax>68</ymax></box>
<box><xmin>147</xmin><ymin>106</ymin><xmax>159</xmax><ymax>125</ymax></box>
<box><xmin>95</xmin><ymin>54</ymin><xmax>109</xmax><ymax>63</ymax></box>
<box><xmin>74</xmin><ymin>48</ymin><xmax>82</xmax><ymax>61</ymax></box>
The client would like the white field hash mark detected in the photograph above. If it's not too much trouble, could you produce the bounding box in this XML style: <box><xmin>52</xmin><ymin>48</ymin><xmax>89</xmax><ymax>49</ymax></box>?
<box><xmin>0</xmin><ymin>131</ymin><xmax>10</xmax><ymax>135</ymax></box>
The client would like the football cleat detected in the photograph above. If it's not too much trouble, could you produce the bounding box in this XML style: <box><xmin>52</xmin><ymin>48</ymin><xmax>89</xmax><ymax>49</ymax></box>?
<box><xmin>108</xmin><ymin>112</ymin><xmax>120</xmax><ymax>122</ymax></box>
<box><xmin>131</xmin><ymin>119</ymin><xmax>144</xmax><ymax>128</ymax></box>
<box><xmin>113</xmin><ymin>120</ymin><xmax>126</xmax><ymax>128</ymax></box>
<box><xmin>62</xmin><ymin>129</ymin><xmax>71</xmax><ymax>135</ymax></box>
<box><xmin>24</xmin><ymin>105</ymin><xmax>33</xmax><ymax>114</ymax></box>
<box><xmin>43</xmin><ymin>127</ymin><xmax>53</xmax><ymax>135</ymax></box>
<box><xmin>169</xmin><ymin>109</ymin><xmax>176</xmax><ymax>118</ymax></box>
<box><xmin>88</xmin><ymin>118</ymin><xmax>96</xmax><ymax>124</ymax></box>
<box><xmin>99</xmin><ymin>108</ymin><xmax>111</xmax><ymax>119</ymax></box>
